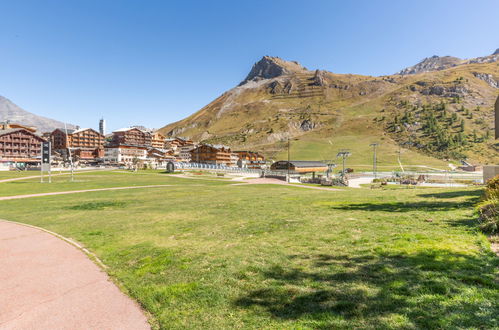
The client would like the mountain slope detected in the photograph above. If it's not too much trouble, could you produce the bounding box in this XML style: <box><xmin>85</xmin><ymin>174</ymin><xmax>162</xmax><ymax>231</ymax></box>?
<box><xmin>160</xmin><ymin>53</ymin><xmax>499</xmax><ymax>166</ymax></box>
<box><xmin>0</xmin><ymin>95</ymin><xmax>74</xmax><ymax>132</ymax></box>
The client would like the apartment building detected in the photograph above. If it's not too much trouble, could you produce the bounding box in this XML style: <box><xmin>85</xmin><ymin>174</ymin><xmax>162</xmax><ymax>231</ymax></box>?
<box><xmin>103</xmin><ymin>145</ymin><xmax>148</xmax><ymax>164</ymax></box>
<box><xmin>233</xmin><ymin>150</ymin><xmax>266</xmax><ymax>169</ymax></box>
<box><xmin>110</xmin><ymin>128</ymin><xmax>152</xmax><ymax>147</ymax></box>
<box><xmin>0</xmin><ymin>128</ymin><xmax>45</xmax><ymax>164</ymax></box>
<box><xmin>151</xmin><ymin>131</ymin><xmax>166</xmax><ymax>149</ymax></box>
<box><xmin>189</xmin><ymin>144</ymin><xmax>235</xmax><ymax>166</ymax></box>
<box><xmin>50</xmin><ymin>128</ymin><xmax>105</xmax><ymax>161</ymax></box>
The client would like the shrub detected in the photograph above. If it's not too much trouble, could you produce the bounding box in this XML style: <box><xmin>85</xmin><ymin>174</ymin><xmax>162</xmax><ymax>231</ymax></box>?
<box><xmin>485</xmin><ymin>175</ymin><xmax>499</xmax><ymax>200</ymax></box>
<box><xmin>476</xmin><ymin>198</ymin><xmax>499</xmax><ymax>234</ymax></box>
<box><xmin>476</xmin><ymin>175</ymin><xmax>499</xmax><ymax>234</ymax></box>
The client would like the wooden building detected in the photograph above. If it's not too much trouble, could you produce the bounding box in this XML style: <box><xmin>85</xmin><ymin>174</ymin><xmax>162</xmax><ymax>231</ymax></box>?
<box><xmin>271</xmin><ymin>161</ymin><xmax>327</xmax><ymax>173</ymax></box>
<box><xmin>234</xmin><ymin>151</ymin><xmax>265</xmax><ymax>169</ymax></box>
<box><xmin>0</xmin><ymin>128</ymin><xmax>45</xmax><ymax>164</ymax></box>
<box><xmin>0</xmin><ymin>122</ymin><xmax>37</xmax><ymax>133</ymax></box>
<box><xmin>50</xmin><ymin>128</ymin><xmax>105</xmax><ymax>161</ymax></box>
<box><xmin>189</xmin><ymin>144</ymin><xmax>234</xmax><ymax>166</ymax></box>
<box><xmin>147</xmin><ymin>148</ymin><xmax>176</xmax><ymax>166</ymax></box>
<box><xmin>110</xmin><ymin>128</ymin><xmax>152</xmax><ymax>147</ymax></box>
<box><xmin>151</xmin><ymin>131</ymin><xmax>166</xmax><ymax>149</ymax></box>
<box><xmin>165</xmin><ymin>137</ymin><xmax>195</xmax><ymax>162</ymax></box>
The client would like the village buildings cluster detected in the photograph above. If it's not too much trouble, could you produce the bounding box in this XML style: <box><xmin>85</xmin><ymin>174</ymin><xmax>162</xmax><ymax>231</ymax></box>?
<box><xmin>0</xmin><ymin>120</ymin><xmax>266</xmax><ymax>170</ymax></box>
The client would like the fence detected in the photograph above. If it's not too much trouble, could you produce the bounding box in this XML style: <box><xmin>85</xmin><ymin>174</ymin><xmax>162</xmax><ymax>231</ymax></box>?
<box><xmin>176</xmin><ymin>162</ymin><xmax>263</xmax><ymax>175</ymax></box>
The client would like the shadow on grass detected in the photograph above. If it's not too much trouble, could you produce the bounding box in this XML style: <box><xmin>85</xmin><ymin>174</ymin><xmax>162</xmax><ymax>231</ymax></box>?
<box><xmin>66</xmin><ymin>201</ymin><xmax>129</xmax><ymax>210</ymax></box>
<box><xmin>234</xmin><ymin>250</ymin><xmax>498</xmax><ymax>328</ymax></box>
<box><xmin>417</xmin><ymin>189</ymin><xmax>483</xmax><ymax>200</ymax></box>
<box><xmin>329</xmin><ymin>201</ymin><xmax>471</xmax><ymax>212</ymax></box>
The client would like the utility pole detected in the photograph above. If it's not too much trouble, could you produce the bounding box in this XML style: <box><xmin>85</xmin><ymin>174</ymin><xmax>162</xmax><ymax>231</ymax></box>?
<box><xmin>370</xmin><ymin>143</ymin><xmax>379</xmax><ymax>179</ymax></box>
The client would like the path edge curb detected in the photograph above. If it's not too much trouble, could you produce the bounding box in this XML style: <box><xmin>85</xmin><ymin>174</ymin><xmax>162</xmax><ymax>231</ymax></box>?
<box><xmin>0</xmin><ymin>218</ymin><xmax>156</xmax><ymax>329</ymax></box>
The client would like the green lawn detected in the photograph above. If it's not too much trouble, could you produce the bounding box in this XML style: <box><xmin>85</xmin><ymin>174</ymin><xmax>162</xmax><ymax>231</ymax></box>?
<box><xmin>0</xmin><ymin>171</ymin><xmax>497</xmax><ymax>329</ymax></box>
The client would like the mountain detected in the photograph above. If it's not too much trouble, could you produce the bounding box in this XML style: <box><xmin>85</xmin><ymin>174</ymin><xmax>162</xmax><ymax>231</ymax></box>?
<box><xmin>396</xmin><ymin>56</ymin><xmax>463</xmax><ymax>75</ymax></box>
<box><xmin>159</xmin><ymin>51</ymin><xmax>499</xmax><ymax>166</ymax></box>
<box><xmin>0</xmin><ymin>95</ymin><xmax>74</xmax><ymax>132</ymax></box>
<box><xmin>397</xmin><ymin>49</ymin><xmax>499</xmax><ymax>75</ymax></box>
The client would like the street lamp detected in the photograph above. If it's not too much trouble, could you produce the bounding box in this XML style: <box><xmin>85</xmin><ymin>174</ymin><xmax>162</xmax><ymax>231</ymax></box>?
<box><xmin>336</xmin><ymin>150</ymin><xmax>351</xmax><ymax>176</ymax></box>
<box><xmin>370</xmin><ymin>143</ymin><xmax>379</xmax><ymax>179</ymax></box>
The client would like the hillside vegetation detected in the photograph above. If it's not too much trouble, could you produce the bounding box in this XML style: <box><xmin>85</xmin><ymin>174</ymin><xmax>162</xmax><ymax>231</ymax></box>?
<box><xmin>160</xmin><ymin>52</ymin><xmax>499</xmax><ymax>166</ymax></box>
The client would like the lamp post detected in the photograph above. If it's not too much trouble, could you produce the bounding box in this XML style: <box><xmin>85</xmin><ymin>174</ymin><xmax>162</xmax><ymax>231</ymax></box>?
<box><xmin>370</xmin><ymin>143</ymin><xmax>379</xmax><ymax>179</ymax></box>
<box><xmin>336</xmin><ymin>150</ymin><xmax>351</xmax><ymax>177</ymax></box>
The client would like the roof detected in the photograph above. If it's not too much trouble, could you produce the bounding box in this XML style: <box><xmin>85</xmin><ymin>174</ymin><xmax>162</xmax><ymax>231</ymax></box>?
<box><xmin>0</xmin><ymin>128</ymin><xmax>45</xmax><ymax>139</ymax></box>
<box><xmin>275</xmin><ymin>160</ymin><xmax>327</xmax><ymax>168</ymax></box>
<box><xmin>53</xmin><ymin>128</ymin><xmax>76</xmax><ymax>134</ymax></box>
<box><xmin>72</xmin><ymin>128</ymin><xmax>92</xmax><ymax>134</ymax></box>
<box><xmin>200</xmin><ymin>143</ymin><xmax>230</xmax><ymax>150</ymax></box>
<box><xmin>113</xmin><ymin>127</ymin><xmax>134</xmax><ymax>132</ymax></box>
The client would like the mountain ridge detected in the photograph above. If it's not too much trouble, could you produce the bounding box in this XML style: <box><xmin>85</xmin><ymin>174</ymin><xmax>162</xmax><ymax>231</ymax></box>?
<box><xmin>160</xmin><ymin>49</ymin><xmax>498</xmax><ymax>165</ymax></box>
<box><xmin>0</xmin><ymin>95</ymin><xmax>75</xmax><ymax>133</ymax></box>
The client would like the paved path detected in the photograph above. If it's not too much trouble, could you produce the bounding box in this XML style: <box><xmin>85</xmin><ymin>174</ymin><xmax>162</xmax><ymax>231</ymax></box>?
<box><xmin>348</xmin><ymin>176</ymin><xmax>374</xmax><ymax>188</ymax></box>
<box><xmin>0</xmin><ymin>220</ymin><xmax>150</xmax><ymax>329</ymax></box>
<box><xmin>232</xmin><ymin>178</ymin><xmax>340</xmax><ymax>191</ymax></box>
<box><xmin>0</xmin><ymin>169</ymin><xmax>111</xmax><ymax>183</ymax></box>
<box><xmin>0</xmin><ymin>185</ymin><xmax>172</xmax><ymax>201</ymax></box>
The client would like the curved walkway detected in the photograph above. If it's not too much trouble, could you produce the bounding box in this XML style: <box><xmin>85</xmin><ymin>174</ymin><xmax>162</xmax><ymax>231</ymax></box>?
<box><xmin>0</xmin><ymin>185</ymin><xmax>172</xmax><ymax>201</ymax></box>
<box><xmin>0</xmin><ymin>220</ymin><xmax>150</xmax><ymax>329</ymax></box>
<box><xmin>0</xmin><ymin>169</ymin><xmax>111</xmax><ymax>183</ymax></box>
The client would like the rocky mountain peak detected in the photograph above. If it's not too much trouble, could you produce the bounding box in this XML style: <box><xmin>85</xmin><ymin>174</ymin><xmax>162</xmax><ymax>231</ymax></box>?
<box><xmin>396</xmin><ymin>55</ymin><xmax>463</xmax><ymax>75</ymax></box>
<box><xmin>0</xmin><ymin>95</ymin><xmax>75</xmax><ymax>133</ymax></box>
<box><xmin>493</xmin><ymin>48</ymin><xmax>499</xmax><ymax>55</ymax></box>
<box><xmin>240</xmin><ymin>56</ymin><xmax>307</xmax><ymax>85</ymax></box>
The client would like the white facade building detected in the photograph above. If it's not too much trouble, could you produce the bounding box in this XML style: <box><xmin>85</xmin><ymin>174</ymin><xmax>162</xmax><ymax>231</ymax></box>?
<box><xmin>104</xmin><ymin>146</ymin><xmax>147</xmax><ymax>164</ymax></box>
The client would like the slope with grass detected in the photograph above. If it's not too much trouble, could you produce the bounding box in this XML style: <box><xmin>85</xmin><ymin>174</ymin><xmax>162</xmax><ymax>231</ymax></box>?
<box><xmin>160</xmin><ymin>52</ymin><xmax>499</xmax><ymax>166</ymax></box>
<box><xmin>0</xmin><ymin>171</ymin><xmax>497</xmax><ymax>329</ymax></box>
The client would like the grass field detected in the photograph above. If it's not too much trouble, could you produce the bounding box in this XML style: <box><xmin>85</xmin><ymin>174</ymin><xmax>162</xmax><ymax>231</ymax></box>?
<box><xmin>0</xmin><ymin>170</ymin><xmax>497</xmax><ymax>329</ymax></box>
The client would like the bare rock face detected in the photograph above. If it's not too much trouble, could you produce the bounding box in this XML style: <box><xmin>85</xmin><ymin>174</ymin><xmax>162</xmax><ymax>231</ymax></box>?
<box><xmin>466</xmin><ymin>49</ymin><xmax>499</xmax><ymax>64</ymax></box>
<box><xmin>311</xmin><ymin>70</ymin><xmax>327</xmax><ymax>86</ymax></box>
<box><xmin>396</xmin><ymin>55</ymin><xmax>462</xmax><ymax>75</ymax></box>
<box><xmin>240</xmin><ymin>56</ymin><xmax>307</xmax><ymax>85</ymax></box>
<box><xmin>300</xmin><ymin>119</ymin><xmax>316</xmax><ymax>131</ymax></box>
<box><xmin>283</xmin><ymin>81</ymin><xmax>295</xmax><ymax>94</ymax></box>
<box><xmin>473</xmin><ymin>72</ymin><xmax>499</xmax><ymax>88</ymax></box>
<box><xmin>420</xmin><ymin>84</ymin><xmax>468</xmax><ymax>97</ymax></box>
<box><xmin>268</xmin><ymin>81</ymin><xmax>283</xmax><ymax>94</ymax></box>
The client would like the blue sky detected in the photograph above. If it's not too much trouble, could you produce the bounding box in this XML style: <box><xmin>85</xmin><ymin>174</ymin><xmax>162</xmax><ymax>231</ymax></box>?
<box><xmin>0</xmin><ymin>0</ymin><xmax>498</xmax><ymax>132</ymax></box>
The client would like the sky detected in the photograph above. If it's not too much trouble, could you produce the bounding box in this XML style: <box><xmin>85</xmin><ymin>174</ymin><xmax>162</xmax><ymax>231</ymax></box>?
<box><xmin>0</xmin><ymin>0</ymin><xmax>498</xmax><ymax>132</ymax></box>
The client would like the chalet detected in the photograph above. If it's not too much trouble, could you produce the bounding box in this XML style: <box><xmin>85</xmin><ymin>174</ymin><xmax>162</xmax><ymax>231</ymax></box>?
<box><xmin>147</xmin><ymin>147</ymin><xmax>176</xmax><ymax>166</ymax></box>
<box><xmin>270</xmin><ymin>161</ymin><xmax>327</xmax><ymax>173</ymax></box>
<box><xmin>0</xmin><ymin>128</ymin><xmax>45</xmax><ymax>165</ymax></box>
<box><xmin>189</xmin><ymin>144</ymin><xmax>234</xmax><ymax>166</ymax></box>
<box><xmin>151</xmin><ymin>131</ymin><xmax>166</xmax><ymax>149</ymax></box>
<box><xmin>110</xmin><ymin>127</ymin><xmax>152</xmax><ymax>147</ymax></box>
<box><xmin>164</xmin><ymin>137</ymin><xmax>195</xmax><ymax>162</ymax></box>
<box><xmin>50</xmin><ymin>128</ymin><xmax>105</xmax><ymax>161</ymax></box>
<box><xmin>234</xmin><ymin>151</ymin><xmax>265</xmax><ymax>169</ymax></box>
